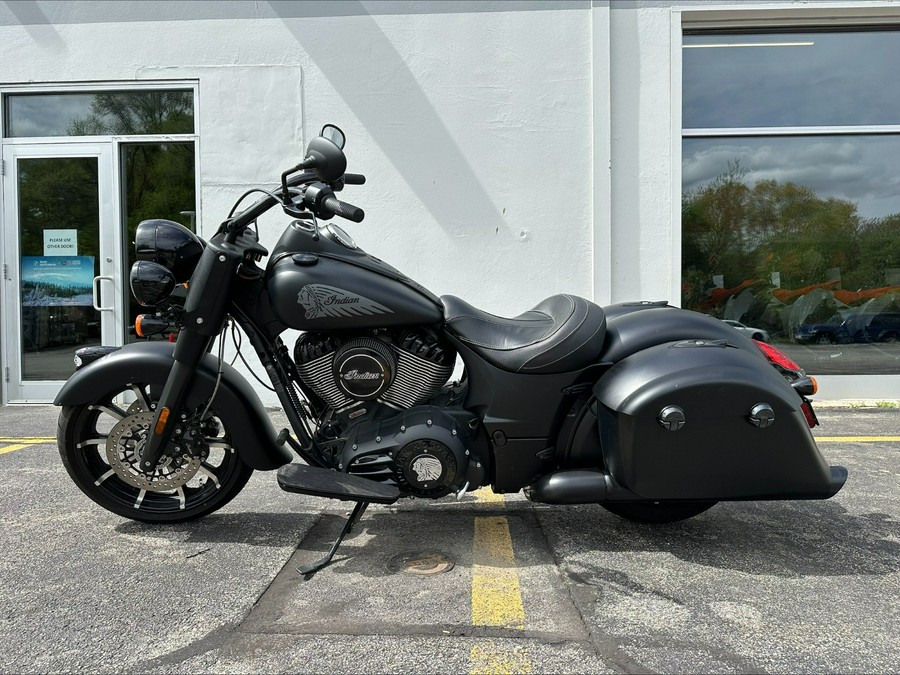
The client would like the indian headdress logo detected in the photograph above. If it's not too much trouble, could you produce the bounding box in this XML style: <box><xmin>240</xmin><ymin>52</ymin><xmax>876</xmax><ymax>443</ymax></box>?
<box><xmin>297</xmin><ymin>284</ymin><xmax>392</xmax><ymax>320</ymax></box>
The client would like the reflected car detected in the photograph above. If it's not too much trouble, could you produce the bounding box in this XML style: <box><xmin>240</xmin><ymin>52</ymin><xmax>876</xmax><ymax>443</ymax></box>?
<box><xmin>849</xmin><ymin>313</ymin><xmax>900</xmax><ymax>343</ymax></box>
<box><xmin>794</xmin><ymin>320</ymin><xmax>851</xmax><ymax>345</ymax></box>
<box><xmin>721</xmin><ymin>319</ymin><xmax>770</xmax><ymax>342</ymax></box>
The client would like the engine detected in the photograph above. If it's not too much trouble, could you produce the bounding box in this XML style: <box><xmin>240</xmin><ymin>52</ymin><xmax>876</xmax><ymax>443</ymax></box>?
<box><xmin>341</xmin><ymin>406</ymin><xmax>484</xmax><ymax>498</ymax></box>
<box><xmin>294</xmin><ymin>329</ymin><xmax>486</xmax><ymax>498</ymax></box>
<box><xmin>294</xmin><ymin>328</ymin><xmax>456</xmax><ymax>412</ymax></box>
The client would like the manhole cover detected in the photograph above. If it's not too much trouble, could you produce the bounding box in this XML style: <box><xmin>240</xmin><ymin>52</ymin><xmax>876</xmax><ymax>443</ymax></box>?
<box><xmin>388</xmin><ymin>552</ymin><xmax>455</xmax><ymax>575</ymax></box>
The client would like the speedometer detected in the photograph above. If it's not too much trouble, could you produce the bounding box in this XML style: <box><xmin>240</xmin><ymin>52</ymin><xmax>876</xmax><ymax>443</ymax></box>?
<box><xmin>326</xmin><ymin>222</ymin><xmax>358</xmax><ymax>250</ymax></box>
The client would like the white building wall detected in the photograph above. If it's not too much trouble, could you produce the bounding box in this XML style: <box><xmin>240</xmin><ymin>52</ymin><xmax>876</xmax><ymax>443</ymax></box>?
<box><xmin>2</xmin><ymin>0</ymin><xmax>899</xmax><ymax>402</ymax></box>
<box><xmin>1</xmin><ymin>2</ymin><xmax>597</xmax><ymax>312</ymax></box>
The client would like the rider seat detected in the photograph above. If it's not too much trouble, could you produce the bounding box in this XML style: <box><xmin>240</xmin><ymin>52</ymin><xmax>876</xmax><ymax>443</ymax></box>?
<box><xmin>440</xmin><ymin>294</ymin><xmax>606</xmax><ymax>374</ymax></box>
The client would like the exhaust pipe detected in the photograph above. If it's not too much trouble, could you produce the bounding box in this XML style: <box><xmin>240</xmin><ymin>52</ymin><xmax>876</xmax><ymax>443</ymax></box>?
<box><xmin>525</xmin><ymin>470</ymin><xmax>636</xmax><ymax>504</ymax></box>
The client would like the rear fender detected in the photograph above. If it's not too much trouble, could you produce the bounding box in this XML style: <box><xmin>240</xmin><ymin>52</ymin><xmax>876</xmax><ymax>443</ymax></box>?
<box><xmin>599</xmin><ymin>305</ymin><xmax>767</xmax><ymax>363</ymax></box>
<box><xmin>54</xmin><ymin>341</ymin><xmax>291</xmax><ymax>471</ymax></box>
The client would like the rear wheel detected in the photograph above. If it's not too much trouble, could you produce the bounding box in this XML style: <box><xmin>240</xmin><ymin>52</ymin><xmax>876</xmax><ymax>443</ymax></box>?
<box><xmin>815</xmin><ymin>334</ymin><xmax>833</xmax><ymax>345</ymax></box>
<box><xmin>602</xmin><ymin>500</ymin><xmax>716</xmax><ymax>523</ymax></box>
<box><xmin>58</xmin><ymin>382</ymin><xmax>253</xmax><ymax>523</ymax></box>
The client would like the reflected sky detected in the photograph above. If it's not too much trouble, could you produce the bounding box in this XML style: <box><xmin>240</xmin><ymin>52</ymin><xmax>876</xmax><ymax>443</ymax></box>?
<box><xmin>684</xmin><ymin>31</ymin><xmax>900</xmax><ymax>128</ymax></box>
<box><xmin>683</xmin><ymin>136</ymin><xmax>900</xmax><ymax>219</ymax></box>
<box><xmin>5</xmin><ymin>90</ymin><xmax>194</xmax><ymax>137</ymax></box>
<box><xmin>6</xmin><ymin>94</ymin><xmax>94</xmax><ymax>137</ymax></box>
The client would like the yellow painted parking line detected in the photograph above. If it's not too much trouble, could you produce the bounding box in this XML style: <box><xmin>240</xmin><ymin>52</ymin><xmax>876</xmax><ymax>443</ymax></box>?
<box><xmin>0</xmin><ymin>437</ymin><xmax>54</xmax><ymax>455</ymax></box>
<box><xmin>815</xmin><ymin>436</ymin><xmax>900</xmax><ymax>442</ymax></box>
<box><xmin>0</xmin><ymin>437</ymin><xmax>55</xmax><ymax>442</ymax></box>
<box><xmin>470</xmin><ymin>488</ymin><xmax>531</xmax><ymax>675</ymax></box>
<box><xmin>472</xmin><ymin>515</ymin><xmax>526</xmax><ymax>629</ymax></box>
<box><xmin>0</xmin><ymin>441</ymin><xmax>47</xmax><ymax>455</ymax></box>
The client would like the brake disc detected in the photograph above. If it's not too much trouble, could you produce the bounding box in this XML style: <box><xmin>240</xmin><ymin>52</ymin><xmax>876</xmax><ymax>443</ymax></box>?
<box><xmin>105</xmin><ymin>412</ymin><xmax>201</xmax><ymax>492</ymax></box>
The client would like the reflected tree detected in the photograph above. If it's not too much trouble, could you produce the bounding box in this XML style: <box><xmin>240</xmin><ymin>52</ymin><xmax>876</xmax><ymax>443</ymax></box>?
<box><xmin>683</xmin><ymin>164</ymin><xmax>900</xmax><ymax>338</ymax></box>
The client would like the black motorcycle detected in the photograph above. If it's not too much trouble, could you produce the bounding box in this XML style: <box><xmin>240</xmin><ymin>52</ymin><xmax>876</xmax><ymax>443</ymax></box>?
<box><xmin>56</xmin><ymin>125</ymin><xmax>846</xmax><ymax>574</ymax></box>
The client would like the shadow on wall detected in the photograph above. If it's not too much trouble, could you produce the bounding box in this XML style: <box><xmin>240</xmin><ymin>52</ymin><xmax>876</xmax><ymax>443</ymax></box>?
<box><xmin>3</xmin><ymin>0</ymin><xmax>66</xmax><ymax>52</ymax></box>
<box><xmin>267</xmin><ymin>0</ymin><xmax>506</xmax><ymax>237</ymax></box>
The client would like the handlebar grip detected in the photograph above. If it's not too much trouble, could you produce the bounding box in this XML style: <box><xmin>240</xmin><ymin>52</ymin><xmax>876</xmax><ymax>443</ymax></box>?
<box><xmin>343</xmin><ymin>173</ymin><xmax>366</xmax><ymax>185</ymax></box>
<box><xmin>323</xmin><ymin>195</ymin><xmax>365</xmax><ymax>223</ymax></box>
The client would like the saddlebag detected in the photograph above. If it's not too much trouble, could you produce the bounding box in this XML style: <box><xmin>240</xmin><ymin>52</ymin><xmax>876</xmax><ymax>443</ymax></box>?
<box><xmin>593</xmin><ymin>340</ymin><xmax>843</xmax><ymax>501</ymax></box>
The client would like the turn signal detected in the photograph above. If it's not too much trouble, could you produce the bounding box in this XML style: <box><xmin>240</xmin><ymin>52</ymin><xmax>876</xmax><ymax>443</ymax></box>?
<box><xmin>135</xmin><ymin>314</ymin><xmax>169</xmax><ymax>338</ymax></box>
<box><xmin>791</xmin><ymin>376</ymin><xmax>818</xmax><ymax>397</ymax></box>
<box><xmin>154</xmin><ymin>407</ymin><xmax>170</xmax><ymax>435</ymax></box>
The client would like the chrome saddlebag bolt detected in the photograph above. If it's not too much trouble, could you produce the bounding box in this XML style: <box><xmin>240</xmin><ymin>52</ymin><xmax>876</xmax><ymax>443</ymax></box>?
<box><xmin>749</xmin><ymin>403</ymin><xmax>775</xmax><ymax>428</ymax></box>
<box><xmin>658</xmin><ymin>405</ymin><xmax>686</xmax><ymax>431</ymax></box>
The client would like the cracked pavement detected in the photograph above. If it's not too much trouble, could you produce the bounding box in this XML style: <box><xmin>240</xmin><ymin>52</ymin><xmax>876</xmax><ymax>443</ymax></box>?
<box><xmin>0</xmin><ymin>405</ymin><xmax>897</xmax><ymax>673</ymax></box>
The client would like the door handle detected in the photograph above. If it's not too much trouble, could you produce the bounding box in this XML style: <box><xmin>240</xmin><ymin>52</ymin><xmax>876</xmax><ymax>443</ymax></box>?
<box><xmin>92</xmin><ymin>275</ymin><xmax>114</xmax><ymax>312</ymax></box>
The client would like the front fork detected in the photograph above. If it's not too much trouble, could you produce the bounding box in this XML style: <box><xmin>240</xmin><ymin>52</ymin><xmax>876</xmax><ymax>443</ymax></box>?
<box><xmin>140</xmin><ymin>243</ymin><xmax>242</xmax><ymax>472</ymax></box>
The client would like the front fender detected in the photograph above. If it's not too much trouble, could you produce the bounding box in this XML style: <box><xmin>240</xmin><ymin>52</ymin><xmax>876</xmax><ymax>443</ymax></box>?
<box><xmin>54</xmin><ymin>342</ymin><xmax>292</xmax><ymax>471</ymax></box>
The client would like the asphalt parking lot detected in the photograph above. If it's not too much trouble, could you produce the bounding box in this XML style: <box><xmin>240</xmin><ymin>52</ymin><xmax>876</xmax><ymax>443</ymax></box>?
<box><xmin>0</xmin><ymin>404</ymin><xmax>898</xmax><ymax>674</ymax></box>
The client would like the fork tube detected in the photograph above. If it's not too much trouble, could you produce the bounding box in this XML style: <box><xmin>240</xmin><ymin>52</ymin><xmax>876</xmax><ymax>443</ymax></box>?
<box><xmin>141</xmin><ymin>242</ymin><xmax>241</xmax><ymax>471</ymax></box>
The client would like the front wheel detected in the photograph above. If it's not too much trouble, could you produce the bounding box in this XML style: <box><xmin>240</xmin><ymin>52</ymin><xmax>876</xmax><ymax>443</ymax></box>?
<box><xmin>602</xmin><ymin>500</ymin><xmax>716</xmax><ymax>523</ymax></box>
<box><xmin>58</xmin><ymin>382</ymin><xmax>253</xmax><ymax>523</ymax></box>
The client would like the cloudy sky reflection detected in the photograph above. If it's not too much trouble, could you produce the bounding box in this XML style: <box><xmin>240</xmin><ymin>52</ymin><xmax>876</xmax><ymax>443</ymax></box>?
<box><xmin>684</xmin><ymin>31</ymin><xmax>900</xmax><ymax>128</ymax></box>
<box><xmin>683</xmin><ymin>136</ymin><xmax>900</xmax><ymax>219</ymax></box>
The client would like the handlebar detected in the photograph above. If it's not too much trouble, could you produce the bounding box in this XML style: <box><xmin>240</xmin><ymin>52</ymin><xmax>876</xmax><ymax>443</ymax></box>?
<box><xmin>323</xmin><ymin>195</ymin><xmax>365</xmax><ymax>222</ymax></box>
<box><xmin>223</xmin><ymin>168</ymin><xmax>367</xmax><ymax>240</ymax></box>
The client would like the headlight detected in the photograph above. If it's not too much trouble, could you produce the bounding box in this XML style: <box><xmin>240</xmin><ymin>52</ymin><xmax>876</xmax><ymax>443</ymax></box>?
<box><xmin>130</xmin><ymin>261</ymin><xmax>176</xmax><ymax>306</ymax></box>
<box><xmin>135</xmin><ymin>218</ymin><xmax>203</xmax><ymax>283</ymax></box>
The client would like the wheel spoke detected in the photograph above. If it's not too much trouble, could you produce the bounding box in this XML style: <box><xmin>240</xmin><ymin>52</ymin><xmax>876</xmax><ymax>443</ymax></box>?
<box><xmin>78</xmin><ymin>436</ymin><xmax>108</xmax><ymax>449</ymax></box>
<box><xmin>129</xmin><ymin>384</ymin><xmax>152</xmax><ymax>411</ymax></box>
<box><xmin>134</xmin><ymin>489</ymin><xmax>146</xmax><ymax>509</ymax></box>
<box><xmin>90</xmin><ymin>403</ymin><xmax>127</xmax><ymax>422</ymax></box>
<box><xmin>205</xmin><ymin>440</ymin><xmax>234</xmax><ymax>453</ymax></box>
<box><xmin>199</xmin><ymin>462</ymin><xmax>221</xmax><ymax>489</ymax></box>
<box><xmin>94</xmin><ymin>468</ymin><xmax>115</xmax><ymax>486</ymax></box>
<box><xmin>176</xmin><ymin>486</ymin><xmax>186</xmax><ymax>510</ymax></box>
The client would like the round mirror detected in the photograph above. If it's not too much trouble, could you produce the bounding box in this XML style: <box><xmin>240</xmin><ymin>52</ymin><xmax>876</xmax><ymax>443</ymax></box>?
<box><xmin>321</xmin><ymin>124</ymin><xmax>346</xmax><ymax>149</ymax></box>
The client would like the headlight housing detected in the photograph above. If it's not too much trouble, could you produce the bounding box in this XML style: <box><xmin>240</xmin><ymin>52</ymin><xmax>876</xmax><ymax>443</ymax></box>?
<box><xmin>135</xmin><ymin>218</ymin><xmax>203</xmax><ymax>283</ymax></box>
<box><xmin>130</xmin><ymin>261</ymin><xmax>176</xmax><ymax>306</ymax></box>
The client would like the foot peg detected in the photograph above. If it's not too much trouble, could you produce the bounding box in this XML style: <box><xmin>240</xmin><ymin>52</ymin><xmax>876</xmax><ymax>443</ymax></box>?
<box><xmin>298</xmin><ymin>500</ymin><xmax>369</xmax><ymax>578</ymax></box>
<box><xmin>277</xmin><ymin>463</ymin><xmax>400</xmax><ymax>504</ymax></box>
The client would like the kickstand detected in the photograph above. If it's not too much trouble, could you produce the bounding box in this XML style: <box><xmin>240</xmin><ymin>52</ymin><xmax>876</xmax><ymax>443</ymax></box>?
<box><xmin>298</xmin><ymin>500</ymin><xmax>370</xmax><ymax>578</ymax></box>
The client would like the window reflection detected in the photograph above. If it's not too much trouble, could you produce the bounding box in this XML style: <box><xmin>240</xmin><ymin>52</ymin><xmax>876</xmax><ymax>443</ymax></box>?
<box><xmin>121</xmin><ymin>143</ymin><xmax>196</xmax><ymax>343</ymax></box>
<box><xmin>5</xmin><ymin>90</ymin><xmax>193</xmax><ymax>138</ymax></box>
<box><xmin>18</xmin><ymin>157</ymin><xmax>102</xmax><ymax>380</ymax></box>
<box><xmin>682</xmin><ymin>137</ymin><xmax>900</xmax><ymax>374</ymax></box>
<box><xmin>683</xmin><ymin>30</ymin><xmax>900</xmax><ymax>128</ymax></box>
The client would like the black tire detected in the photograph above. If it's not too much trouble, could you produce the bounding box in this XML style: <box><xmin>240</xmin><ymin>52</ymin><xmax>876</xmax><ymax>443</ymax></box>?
<box><xmin>58</xmin><ymin>383</ymin><xmax>253</xmax><ymax>523</ymax></box>
<box><xmin>815</xmin><ymin>334</ymin><xmax>833</xmax><ymax>345</ymax></box>
<box><xmin>751</xmin><ymin>332</ymin><xmax>764</xmax><ymax>341</ymax></box>
<box><xmin>602</xmin><ymin>500</ymin><xmax>717</xmax><ymax>523</ymax></box>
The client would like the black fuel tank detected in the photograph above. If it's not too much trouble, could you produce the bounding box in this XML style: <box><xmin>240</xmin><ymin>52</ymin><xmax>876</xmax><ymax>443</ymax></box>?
<box><xmin>266</xmin><ymin>220</ymin><xmax>443</xmax><ymax>330</ymax></box>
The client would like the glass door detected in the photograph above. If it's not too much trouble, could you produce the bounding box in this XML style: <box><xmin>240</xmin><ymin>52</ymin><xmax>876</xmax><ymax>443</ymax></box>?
<box><xmin>2</xmin><ymin>143</ymin><xmax>122</xmax><ymax>402</ymax></box>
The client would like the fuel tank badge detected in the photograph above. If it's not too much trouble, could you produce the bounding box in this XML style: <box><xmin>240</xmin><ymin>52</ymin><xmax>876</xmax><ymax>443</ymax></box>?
<box><xmin>297</xmin><ymin>284</ymin><xmax>393</xmax><ymax>320</ymax></box>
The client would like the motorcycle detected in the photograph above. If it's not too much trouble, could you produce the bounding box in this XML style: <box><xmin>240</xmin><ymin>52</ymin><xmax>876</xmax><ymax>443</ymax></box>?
<box><xmin>55</xmin><ymin>125</ymin><xmax>847</xmax><ymax>575</ymax></box>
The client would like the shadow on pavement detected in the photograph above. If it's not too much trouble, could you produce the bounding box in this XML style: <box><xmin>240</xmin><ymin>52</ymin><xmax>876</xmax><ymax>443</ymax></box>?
<box><xmin>536</xmin><ymin>499</ymin><xmax>900</xmax><ymax>578</ymax></box>
<box><xmin>115</xmin><ymin>511</ymin><xmax>320</xmax><ymax>547</ymax></box>
<box><xmin>116</xmin><ymin>498</ymin><xmax>900</xmax><ymax>579</ymax></box>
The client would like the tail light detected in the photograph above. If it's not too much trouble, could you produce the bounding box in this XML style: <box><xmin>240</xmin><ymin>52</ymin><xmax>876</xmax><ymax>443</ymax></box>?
<box><xmin>753</xmin><ymin>340</ymin><xmax>801</xmax><ymax>372</ymax></box>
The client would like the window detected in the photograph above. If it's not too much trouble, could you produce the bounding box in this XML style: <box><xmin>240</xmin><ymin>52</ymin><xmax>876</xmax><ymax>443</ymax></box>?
<box><xmin>4</xmin><ymin>90</ymin><xmax>194</xmax><ymax>137</ymax></box>
<box><xmin>682</xmin><ymin>29</ymin><xmax>900</xmax><ymax>375</ymax></box>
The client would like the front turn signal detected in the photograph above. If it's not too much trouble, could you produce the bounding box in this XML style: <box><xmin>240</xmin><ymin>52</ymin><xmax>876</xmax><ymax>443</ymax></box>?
<box><xmin>135</xmin><ymin>314</ymin><xmax>169</xmax><ymax>338</ymax></box>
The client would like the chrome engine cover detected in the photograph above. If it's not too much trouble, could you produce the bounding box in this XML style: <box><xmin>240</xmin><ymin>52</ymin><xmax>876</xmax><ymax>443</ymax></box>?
<box><xmin>294</xmin><ymin>329</ymin><xmax>455</xmax><ymax>412</ymax></box>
